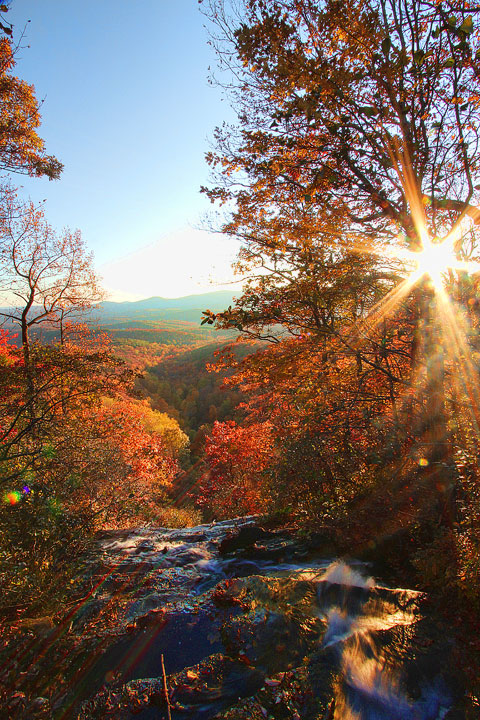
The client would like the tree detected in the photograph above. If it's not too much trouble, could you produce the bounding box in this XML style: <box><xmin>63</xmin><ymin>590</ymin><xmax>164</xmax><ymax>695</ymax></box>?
<box><xmin>0</xmin><ymin>325</ymin><xmax>129</xmax><ymax>485</ymax></box>
<box><xmin>202</xmin><ymin>0</ymin><xmax>480</xmax><ymax>521</ymax></box>
<box><xmin>102</xmin><ymin>395</ymin><xmax>189</xmax><ymax>459</ymax></box>
<box><xmin>0</xmin><ymin>187</ymin><xmax>103</xmax><ymax>363</ymax></box>
<box><xmin>53</xmin><ymin>395</ymin><xmax>181</xmax><ymax>528</ymax></box>
<box><xmin>0</xmin><ymin>326</ymin><xmax>184</xmax><ymax>612</ymax></box>
<box><xmin>199</xmin><ymin>419</ymin><xmax>275</xmax><ymax>518</ymax></box>
<box><xmin>204</xmin><ymin>0</ymin><xmax>480</xmax><ymax>236</ymax></box>
<box><xmin>0</xmin><ymin>34</ymin><xmax>62</xmax><ymax>179</ymax></box>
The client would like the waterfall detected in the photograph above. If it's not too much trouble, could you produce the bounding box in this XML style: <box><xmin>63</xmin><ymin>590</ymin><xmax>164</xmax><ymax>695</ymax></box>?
<box><xmin>318</xmin><ymin>562</ymin><xmax>451</xmax><ymax>720</ymax></box>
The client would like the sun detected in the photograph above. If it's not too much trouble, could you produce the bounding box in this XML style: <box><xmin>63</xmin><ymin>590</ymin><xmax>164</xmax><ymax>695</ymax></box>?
<box><xmin>406</xmin><ymin>228</ymin><xmax>480</xmax><ymax>293</ymax></box>
<box><xmin>413</xmin><ymin>236</ymin><xmax>458</xmax><ymax>289</ymax></box>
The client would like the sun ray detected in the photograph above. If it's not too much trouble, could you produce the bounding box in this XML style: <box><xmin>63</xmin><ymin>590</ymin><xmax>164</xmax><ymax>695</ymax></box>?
<box><xmin>435</xmin><ymin>290</ymin><xmax>480</xmax><ymax>435</ymax></box>
<box><xmin>1</xmin><ymin>555</ymin><xmax>130</xmax><ymax>679</ymax></box>
<box><xmin>345</xmin><ymin>274</ymin><xmax>418</xmax><ymax>351</ymax></box>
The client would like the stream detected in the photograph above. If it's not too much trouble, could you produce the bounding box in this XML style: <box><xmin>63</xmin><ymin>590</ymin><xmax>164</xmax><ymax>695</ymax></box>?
<box><xmin>3</xmin><ymin>517</ymin><xmax>468</xmax><ymax>718</ymax></box>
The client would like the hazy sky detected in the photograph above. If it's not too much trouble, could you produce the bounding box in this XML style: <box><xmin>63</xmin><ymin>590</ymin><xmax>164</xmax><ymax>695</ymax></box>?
<box><xmin>6</xmin><ymin>1</ymin><xmax>240</xmax><ymax>300</ymax></box>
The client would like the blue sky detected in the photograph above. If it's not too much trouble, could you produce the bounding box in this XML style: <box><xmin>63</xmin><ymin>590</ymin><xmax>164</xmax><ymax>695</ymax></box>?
<box><xmin>6</xmin><ymin>1</ymin><xmax>240</xmax><ymax>299</ymax></box>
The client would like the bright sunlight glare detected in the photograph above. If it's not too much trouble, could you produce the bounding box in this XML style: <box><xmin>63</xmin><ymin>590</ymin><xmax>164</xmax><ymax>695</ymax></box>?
<box><xmin>413</xmin><ymin>236</ymin><xmax>458</xmax><ymax>289</ymax></box>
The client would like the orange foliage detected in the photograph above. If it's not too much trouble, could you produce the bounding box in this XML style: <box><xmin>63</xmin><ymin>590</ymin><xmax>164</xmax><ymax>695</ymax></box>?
<box><xmin>65</xmin><ymin>400</ymin><xmax>178</xmax><ymax>528</ymax></box>
<box><xmin>0</xmin><ymin>324</ymin><xmax>180</xmax><ymax>528</ymax></box>
<box><xmin>199</xmin><ymin>419</ymin><xmax>275</xmax><ymax>518</ymax></box>
<box><xmin>0</xmin><ymin>38</ymin><xmax>62</xmax><ymax>178</ymax></box>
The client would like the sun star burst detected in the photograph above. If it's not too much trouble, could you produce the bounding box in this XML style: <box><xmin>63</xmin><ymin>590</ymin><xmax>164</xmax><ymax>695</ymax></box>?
<box><xmin>414</xmin><ymin>237</ymin><xmax>456</xmax><ymax>286</ymax></box>
<box><xmin>404</xmin><ymin>229</ymin><xmax>480</xmax><ymax>292</ymax></box>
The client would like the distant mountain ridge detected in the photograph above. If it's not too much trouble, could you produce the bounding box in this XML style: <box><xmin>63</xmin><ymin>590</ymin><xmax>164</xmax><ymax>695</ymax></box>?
<box><xmin>0</xmin><ymin>290</ymin><xmax>237</xmax><ymax>317</ymax></box>
<box><xmin>1</xmin><ymin>290</ymin><xmax>239</xmax><ymax>346</ymax></box>
<box><xmin>99</xmin><ymin>290</ymin><xmax>236</xmax><ymax>313</ymax></box>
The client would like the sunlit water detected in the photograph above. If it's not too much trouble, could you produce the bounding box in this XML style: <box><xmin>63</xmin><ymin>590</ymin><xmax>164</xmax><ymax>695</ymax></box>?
<box><xmin>317</xmin><ymin>562</ymin><xmax>451</xmax><ymax>719</ymax></box>
<box><xmin>6</xmin><ymin>518</ymin><xmax>460</xmax><ymax>719</ymax></box>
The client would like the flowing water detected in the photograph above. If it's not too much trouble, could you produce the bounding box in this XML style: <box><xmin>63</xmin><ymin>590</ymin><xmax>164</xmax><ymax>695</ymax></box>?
<box><xmin>317</xmin><ymin>562</ymin><xmax>452</xmax><ymax>719</ymax></box>
<box><xmin>3</xmin><ymin>517</ymin><xmax>465</xmax><ymax>719</ymax></box>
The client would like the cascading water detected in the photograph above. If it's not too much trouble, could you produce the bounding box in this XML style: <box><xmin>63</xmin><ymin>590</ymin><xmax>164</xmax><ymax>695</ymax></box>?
<box><xmin>6</xmin><ymin>519</ymin><xmax>465</xmax><ymax>719</ymax></box>
<box><xmin>317</xmin><ymin>562</ymin><xmax>451</xmax><ymax>720</ymax></box>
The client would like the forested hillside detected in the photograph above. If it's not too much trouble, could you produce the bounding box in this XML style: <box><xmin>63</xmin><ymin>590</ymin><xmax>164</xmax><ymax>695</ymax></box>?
<box><xmin>138</xmin><ymin>343</ymin><xmax>253</xmax><ymax>435</ymax></box>
<box><xmin>0</xmin><ymin>291</ymin><xmax>237</xmax><ymax>358</ymax></box>
<box><xmin>136</xmin><ymin>341</ymin><xmax>258</xmax><ymax>461</ymax></box>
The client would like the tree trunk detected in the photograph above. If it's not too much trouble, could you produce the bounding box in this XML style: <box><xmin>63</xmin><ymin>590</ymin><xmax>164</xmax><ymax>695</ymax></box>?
<box><xmin>418</xmin><ymin>282</ymin><xmax>455</xmax><ymax>527</ymax></box>
<box><xmin>21</xmin><ymin>316</ymin><xmax>36</xmax><ymax>423</ymax></box>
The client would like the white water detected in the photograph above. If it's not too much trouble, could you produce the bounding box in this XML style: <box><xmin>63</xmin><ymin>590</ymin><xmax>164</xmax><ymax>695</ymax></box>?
<box><xmin>85</xmin><ymin>523</ymin><xmax>456</xmax><ymax>719</ymax></box>
<box><xmin>318</xmin><ymin>562</ymin><xmax>451</xmax><ymax>719</ymax></box>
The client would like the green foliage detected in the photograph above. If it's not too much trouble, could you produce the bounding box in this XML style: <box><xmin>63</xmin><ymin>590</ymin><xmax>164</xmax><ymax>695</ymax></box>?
<box><xmin>136</xmin><ymin>342</ymin><xmax>255</xmax><ymax>446</ymax></box>
<box><xmin>0</xmin><ymin>486</ymin><xmax>92</xmax><ymax>615</ymax></box>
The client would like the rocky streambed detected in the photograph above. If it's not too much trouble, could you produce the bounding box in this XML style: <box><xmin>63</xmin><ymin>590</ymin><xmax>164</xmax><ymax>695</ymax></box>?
<box><xmin>2</xmin><ymin>517</ymin><xmax>471</xmax><ymax>719</ymax></box>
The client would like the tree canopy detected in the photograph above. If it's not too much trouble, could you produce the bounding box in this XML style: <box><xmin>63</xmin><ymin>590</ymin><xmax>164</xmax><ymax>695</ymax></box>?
<box><xmin>0</xmin><ymin>37</ymin><xmax>62</xmax><ymax>179</ymax></box>
<box><xmin>0</xmin><ymin>187</ymin><xmax>103</xmax><ymax>354</ymax></box>
<box><xmin>204</xmin><ymin>0</ymin><xmax>480</xmax><ymax>243</ymax></box>
<box><xmin>197</xmin><ymin>0</ymin><xmax>480</xmax><ymax>600</ymax></box>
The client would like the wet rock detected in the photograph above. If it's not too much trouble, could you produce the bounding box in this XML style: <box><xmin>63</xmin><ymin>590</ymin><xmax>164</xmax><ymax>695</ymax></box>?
<box><xmin>31</xmin><ymin>696</ymin><xmax>50</xmax><ymax>716</ymax></box>
<box><xmin>167</xmin><ymin>545</ymin><xmax>212</xmax><ymax>567</ymax></box>
<box><xmin>224</xmin><ymin>559</ymin><xmax>262</xmax><ymax>578</ymax></box>
<box><xmin>6</xmin><ymin>691</ymin><xmax>27</xmax><ymax>715</ymax></box>
<box><xmin>78</xmin><ymin>653</ymin><xmax>265</xmax><ymax>720</ymax></box>
<box><xmin>219</xmin><ymin>526</ymin><xmax>276</xmax><ymax>555</ymax></box>
<box><xmin>72</xmin><ymin>598</ymin><xmax>107</xmax><ymax>630</ymax></box>
<box><xmin>209</xmin><ymin>665</ymin><xmax>332</xmax><ymax>720</ymax></box>
<box><xmin>5</xmin><ymin>517</ymin><xmax>466</xmax><ymax>720</ymax></box>
<box><xmin>16</xmin><ymin>616</ymin><xmax>55</xmax><ymax>636</ymax></box>
<box><xmin>125</xmin><ymin>593</ymin><xmax>165</xmax><ymax>620</ymax></box>
<box><xmin>212</xmin><ymin>578</ymin><xmax>248</xmax><ymax>607</ymax></box>
<box><xmin>174</xmin><ymin>530</ymin><xmax>208</xmax><ymax>543</ymax></box>
<box><xmin>134</xmin><ymin>540</ymin><xmax>156</xmax><ymax>554</ymax></box>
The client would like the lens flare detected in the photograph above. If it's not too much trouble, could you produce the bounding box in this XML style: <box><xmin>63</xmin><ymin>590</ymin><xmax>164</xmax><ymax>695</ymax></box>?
<box><xmin>4</xmin><ymin>491</ymin><xmax>21</xmax><ymax>505</ymax></box>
